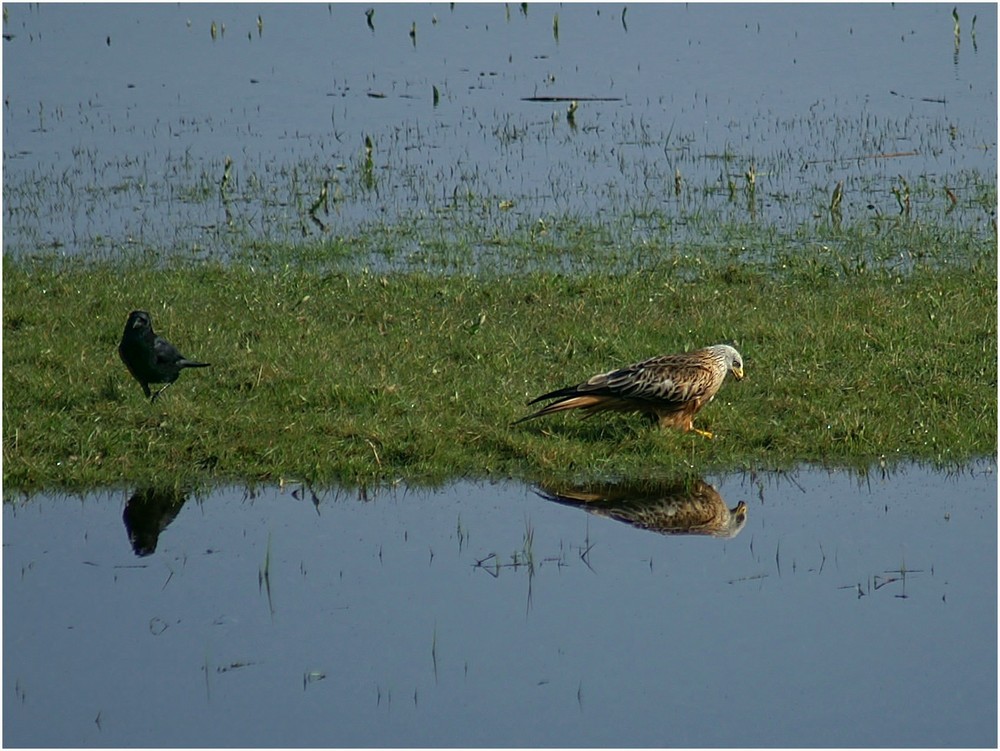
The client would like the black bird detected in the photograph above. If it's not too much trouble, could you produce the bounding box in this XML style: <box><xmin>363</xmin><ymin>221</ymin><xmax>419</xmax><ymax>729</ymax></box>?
<box><xmin>118</xmin><ymin>310</ymin><xmax>210</xmax><ymax>402</ymax></box>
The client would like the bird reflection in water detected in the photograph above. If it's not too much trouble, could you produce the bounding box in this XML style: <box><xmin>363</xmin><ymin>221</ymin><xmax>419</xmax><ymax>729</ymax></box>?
<box><xmin>536</xmin><ymin>477</ymin><xmax>748</xmax><ymax>539</ymax></box>
<box><xmin>122</xmin><ymin>486</ymin><xmax>189</xmax><ymax>556</ymax></box>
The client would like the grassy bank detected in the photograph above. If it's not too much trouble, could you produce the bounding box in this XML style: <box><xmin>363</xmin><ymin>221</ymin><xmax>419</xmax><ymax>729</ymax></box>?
<box><xmin>3</xmin><ymin>241</ymin><xmax>996</xmax><ymax>492</ymax></box>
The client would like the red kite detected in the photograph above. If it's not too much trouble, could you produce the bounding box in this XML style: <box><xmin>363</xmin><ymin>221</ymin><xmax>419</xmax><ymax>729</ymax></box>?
<box><xmin>516</xmin><ymin>344</ymin><xmax>743</xmax><ymax>438</ymax></box>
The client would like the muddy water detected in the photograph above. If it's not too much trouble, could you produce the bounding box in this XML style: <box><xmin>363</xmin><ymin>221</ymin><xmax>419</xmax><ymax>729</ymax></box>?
<box><xmin>4</xmin><ymin>463</ymin><xmax>995</xmax><ymax>746</ymax></box>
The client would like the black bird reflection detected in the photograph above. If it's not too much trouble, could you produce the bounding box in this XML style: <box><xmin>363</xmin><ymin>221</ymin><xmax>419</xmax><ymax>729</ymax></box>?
<box><xmin>536</xmin><ymin>477</ymin><xmax>748</xmax><ymax>539</ymax></box>
<box><xmin>123</xmin><ymin>486</ymin><xmax>189</xmax><ymax>556</ymax></box>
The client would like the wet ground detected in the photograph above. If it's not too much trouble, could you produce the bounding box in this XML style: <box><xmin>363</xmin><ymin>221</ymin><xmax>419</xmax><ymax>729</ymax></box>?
<box><xmin>4</xmin><ymin>463</ymin><xmax>996</xmax><ymax>747</ymax></box>
<box><xmin>3</xmin><ymin>3</ymin><xmax>996</xmax><ymax>262</ymax></box>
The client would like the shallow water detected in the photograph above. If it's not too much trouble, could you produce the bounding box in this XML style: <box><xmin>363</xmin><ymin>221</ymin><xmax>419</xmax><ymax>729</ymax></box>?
<box><xmin>4</xmin><ymin>463</ymin><xmax>996</xmax><ymax>747</ymax></box>
<box><xmin>3</xmin><ymin>3</ymin><xmax>996</xmax><ymax>263</ymax></box>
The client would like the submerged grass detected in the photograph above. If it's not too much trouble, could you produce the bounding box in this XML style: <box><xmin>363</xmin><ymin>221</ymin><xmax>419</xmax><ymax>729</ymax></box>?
<box><xmin>3</xmin><ymin>234</ymin><xmax>997</xmax><ymax>492</ymax></box>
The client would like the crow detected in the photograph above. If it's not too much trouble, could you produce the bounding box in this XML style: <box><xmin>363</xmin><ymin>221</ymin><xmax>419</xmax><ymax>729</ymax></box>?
<box><xmin>118</xmin><ymin>310</ymin><xmax>210</xmax><ymax>402</ymax></box>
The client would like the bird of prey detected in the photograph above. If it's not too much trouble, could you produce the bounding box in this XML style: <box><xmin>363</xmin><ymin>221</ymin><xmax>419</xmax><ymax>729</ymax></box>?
<box><xmin>515</xmin><ymin>343</ymin><xmax>743</xmax><ymax>438</ymax></box>
<box><xmin>537</xmin><ymin>477</ymin><xmax>748</xmax><ymax>539</ymax></box>
<box><xmin>118</xmin><ymin>310</ymin><xmax>210</xmax><ymax>402</ymax></box>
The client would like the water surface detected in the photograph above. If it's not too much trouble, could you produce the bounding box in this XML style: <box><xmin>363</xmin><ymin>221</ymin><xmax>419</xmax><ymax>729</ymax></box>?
<box><xmin>3</xmin><ymin>3</ymin><xmax>995</xmax><ymax>263</ymax></box>
<box><xmin>4</xmin><ymin>463</ymin><xmax>996</xmax><ymax>747</ymax></box>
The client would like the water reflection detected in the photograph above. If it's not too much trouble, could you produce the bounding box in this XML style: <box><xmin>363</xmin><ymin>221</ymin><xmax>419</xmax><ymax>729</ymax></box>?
<box><xmin>536</xmin><ymin>476</ymin><xmax>748</xmax><ymax>539</ymax></box>
<box><xmin>122</xmin><ymin>486</ymin><xmax>189</xmax><ymax>556</ymax></box>
<box><xmin>3</xmin><ymin>466</ymin><xmax>995</xmax><ymax>747</ymax></box>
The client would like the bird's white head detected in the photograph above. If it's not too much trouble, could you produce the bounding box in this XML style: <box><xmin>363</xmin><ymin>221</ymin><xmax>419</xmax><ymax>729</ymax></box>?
<box><xmin>710</xmin><ymin>344</ymin><xmax>744</xmax><ymax>380</ymax></box>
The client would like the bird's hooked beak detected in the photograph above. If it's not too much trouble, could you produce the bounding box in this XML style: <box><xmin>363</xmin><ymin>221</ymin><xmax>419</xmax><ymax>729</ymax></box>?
<box><xmin>732</xmin><ymin>365</ymin><xmax>744</xmax><ymax>381</ymax></box>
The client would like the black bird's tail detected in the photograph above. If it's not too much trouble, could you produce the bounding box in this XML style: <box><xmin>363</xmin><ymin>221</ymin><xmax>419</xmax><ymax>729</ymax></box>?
<box><xmin>179</xmin><ymin>360</ymin><xmax>210</xmax><ymax>369</ymax></box>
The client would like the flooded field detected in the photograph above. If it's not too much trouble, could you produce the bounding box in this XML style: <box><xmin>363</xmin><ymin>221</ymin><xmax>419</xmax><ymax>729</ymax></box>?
<box><xmin>4</xmin><ymin>463</ymin><xmax>996</xmax><ymax>747</ymax></box>
<box><xmin>3</xmin><ymin>6</ymin><xmax>997</xmax><ymax>747</ymax></box>
<box><xmin>3</xmin><ymin>3</ymin><xmax>996</xmax><ymax>266</ymax></box>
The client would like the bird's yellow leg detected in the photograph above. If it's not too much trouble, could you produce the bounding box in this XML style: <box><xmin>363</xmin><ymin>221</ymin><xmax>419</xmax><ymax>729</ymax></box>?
<box><xmin>692</xmin><ymin>428</ymin><xmax>715</xmax><ymax>439</ymax></box>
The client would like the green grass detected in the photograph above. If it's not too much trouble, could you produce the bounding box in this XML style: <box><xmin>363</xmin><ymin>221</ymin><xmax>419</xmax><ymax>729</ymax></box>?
<box><xmin>3</xmin><ymin>234</ymin><xmax>996</xmax><ymax>493</ymax></box>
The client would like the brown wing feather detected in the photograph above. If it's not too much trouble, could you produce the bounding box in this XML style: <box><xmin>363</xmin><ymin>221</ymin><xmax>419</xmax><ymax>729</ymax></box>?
<box><xmin>590</xmin><ymin>351</ymin><xmax>724</xmax><ymax>410</ymax></box>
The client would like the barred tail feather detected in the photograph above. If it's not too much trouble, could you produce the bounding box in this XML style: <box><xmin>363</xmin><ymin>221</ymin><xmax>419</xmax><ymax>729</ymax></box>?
<box><xmin>526</xmin><ymin>385</ymin><xmax>582</xmax><ymax>405</ymax></box>
<box><xmin>513</xmin><ymin>393</ymin><xmax>619</xmax><ymax>425</ymax></box>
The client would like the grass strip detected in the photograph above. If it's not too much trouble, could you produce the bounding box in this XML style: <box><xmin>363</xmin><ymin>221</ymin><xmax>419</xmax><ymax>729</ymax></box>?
<box><xmin>3</xmin><ymin>253</ymin><xmax>996</xmax><ymax>492</ymax></box>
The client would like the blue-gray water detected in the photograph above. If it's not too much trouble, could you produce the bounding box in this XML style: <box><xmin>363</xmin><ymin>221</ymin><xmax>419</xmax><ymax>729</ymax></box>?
<box><xmin>3</xmin><ymin>3</ymin><xmax>996</xmax><ymax>262</ymax></box>
<box><xmin>4</xmin><ymin>464</ymin><xmax>996</xmax><ymax>747</ymax></box>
